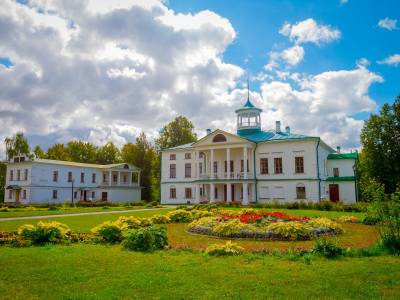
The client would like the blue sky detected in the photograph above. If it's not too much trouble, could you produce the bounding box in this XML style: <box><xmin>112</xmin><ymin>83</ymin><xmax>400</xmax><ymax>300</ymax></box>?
<box><xmin>169</xmin><ymin>0</ymin><xmax>399</xmax><ymax>106</ymax></box>
<box><xmin>0</xmin><ymin>0</ymin><xmax>399</xmax><ymax>157</ymax></box>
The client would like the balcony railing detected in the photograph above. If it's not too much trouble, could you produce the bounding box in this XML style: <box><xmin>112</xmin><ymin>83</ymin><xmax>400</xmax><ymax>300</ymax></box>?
<box><xmin>198</xmin><ymin>172</ymin><xmax>253</xmax><ymax>180</ymax></box>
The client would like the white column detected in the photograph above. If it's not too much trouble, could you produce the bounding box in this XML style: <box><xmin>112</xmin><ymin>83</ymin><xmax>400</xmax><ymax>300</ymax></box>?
<box><xmin>243</xmin><ymin>183</ymin><xmax>249</xmax><ymax>205</ymax></box>
<box><xmin>195</xmin><ymin>185</ymin><xmax>200</xmax><ymax>203</ymax></box>
<box><xmin>195</xmin><ymin>151</ymin><xmax>199</xmax><ymax>179</ymax></box>
<box><xmin>137</xmin><ymin>171</ymin><xmax>141</xmax><ymax>185</ymax></box>
<box><xmin>210</xmin><ymin>183</ymin><xmax>215</xmax><ymax>203</ymax></box>
<box><xmin>118</xmin><ymin>171</ymin><xmax>121</xmax><ymax>186</ymax></box>
<box><xmin>109</xmin><ymin>170</ymin><xmax>112</xmax><ymax>186</ymax></box>
<box><xmin>226</xmin><ymin>147</ymin><xmax>230</xmax><ymax>179</ymax></box>
<box><xmin>227</xmin><ymin>183</ymin><xmax>232</xmax><ymax>203</ymax></box>
<box><xmin>210</xmin><ymin>149</ymin><xmax>214</xmax><ymax>179</ymax></box>
<box><xmin>243</xmin><ymin>146</ymin><xmax>248</xmax><ymax>179</ymax></box>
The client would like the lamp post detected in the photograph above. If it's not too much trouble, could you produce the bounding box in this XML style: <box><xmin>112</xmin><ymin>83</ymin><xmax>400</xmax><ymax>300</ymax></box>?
<box><xmin>71</xmin><ymin>178</ymin><xmax>75</xmax><ymax>205</ymax></box>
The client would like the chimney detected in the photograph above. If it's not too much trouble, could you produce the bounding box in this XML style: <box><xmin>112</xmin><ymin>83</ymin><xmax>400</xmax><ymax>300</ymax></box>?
<box><xmin>206</xmin><ymin>128</ymin><xmax>212</xmax><ymax>135</ymax></box>
<box><xmin>285</xmin><ymin>126</ymin><xmax>290</xmax><ymax>134</ymax></box>
<box><xmin>275</xmin><ymin>121</ymin><xmax>281</xmax><ymax>133</ymax></box>
<box><xmin>337</xmin><ymin>146</ymin><xmax>341</xmax><ymax>153</ymax></box>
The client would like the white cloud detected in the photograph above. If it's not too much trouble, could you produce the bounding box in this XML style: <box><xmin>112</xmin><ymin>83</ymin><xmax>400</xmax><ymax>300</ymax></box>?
<box><xmin>260</xmin><ymin>68</ymin><xmax>383</xmax><ymax>149</ymax></box>
<box><xmin>340</xmin><ymin>0</ymin><xmax>349</xmax><ymax>5</ymax></box>
<box><xmin>356</xmin><ymin>57</ymin><xmax>370</xmax><ymax>68</ymax></box>
<box><xmin>377</xmin><ymin>54</ymin><xmax>400</xmax><ymax>66</ymax></box>
<box><xmin>281</xmin><ymin>45</ymin><xmax>305</xmax><ymax>65</ymax></box>
<box><xmin>378</xmin><ymin>17</ymin><xmax>398</xmax><ymax>31</ymax></box>
<box><xmin>279</xmin><ymin>18</ymin><xmax>341</xmax><ymax>45</ymax></box>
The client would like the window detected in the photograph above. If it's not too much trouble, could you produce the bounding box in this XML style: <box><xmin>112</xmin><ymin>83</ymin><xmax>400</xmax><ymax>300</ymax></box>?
<box><xmin>200</xmin><ymin>187</ymin><xmax>203</xmax><ymax>196</ymax></box>
<box><xmin>113</xmin><ymin>174</ymin><xmax>118</xmax><ymax>183</ymax></box>
<box><xmin>170</xmin><ymin>164</ymin><xmax>176</xmax><ymax>178</ymax></box>
<box><xmin>240</xmin><ymin>160</ymin><xmax>249</xmax><ymax>172</ymax></box>
<box><xmin>52</xmin><ymin>190</ymin><xmax>58</xmax><ymax>199</ymax></box>
<box><xmin>103</xmin><ymin>173</ymin><xmax>107</xmax><ymax>182</ymax></box>
<box><xmin>80</xmin><ymin>172</ymin><xmax>85</xmax><ymax>183</ymax></box>
<box><xmin>17</xmin><ymin>170</ymin><xmax>21</xmax><ymax>181</ymax></box>
<box><xmin>296</xmin><ymin>185</ymin><xmax>306</xmax><ymax>199</ymax></box>
<box><xmin>225</xmin><ymin>160</ymin><xmax>234</xmax><ymax>173</ymax></box>
<box><xmin>214</xmin><ymin>187</ymin><xmax>218</xmax><ymax>199</ymax></box>
<box><xmin>170</xmin><ymin>154</ymin><xmax>176</xmax><ymax>160</ymax></box>
<box><xmin>185</xmin><ymin>188</ymin><xmax>192</xmax><ymax>199</ymax></box>
<box><xmin>10</xmin><ymin>170</ymin><xmax>13</xmax><ymax>181</ymax></box>
<box><xmin>20</xmin><ymin>157</ymin><xmax>25</xmax><ymax>162</ymax></box>
<box><xmin>74</xmin><ymin>191</ymin><xmax>77</xmax><ymax>199</ymax></box>
<box><xmin>224</xmin><ymin>160</ymin><xmax>227</xmax><ymax>173</ymax></box>
<box><xmin>123</xmin><ymin>175</ymin><xmax>127</xmax><ymax>183</ymax></box>
<box><xmin>24</xmin><ymin>169</ymin><xmax>28</xmax><ymax>180</ymax></box>
<box><xmin>91</xmin><ymin>191</ymin><xmax>95</xmax><ymax>199</ymax></box>
<box><xmin>295</xmin><ymin>157</ymin><xmax>304</xmax><ymax>173</ymax></box>
<box><xmin>333</xmin><ymin>168</ymin><xmax>339</xmax><ymax>177</ymax></box>
<box><xmin>213</xmin><ymin>161</ymin><xmax>218</xmax><ymax>174</ymax></box>
<box><xmin>185</xmin><ymin>163</ymin><xmax>191</xmax><ymax>178</ymax></box>
<box><xmin>230</xmin><ymin>160</ymin><xmax>234</xmax><ymax>173</ymax></box>
<box><xmin>170</xmin><ymin>187</ymin><xmax>176</xmax><ymax>199</ymax></box>
<box><xmin>212</xmin><ymin>134</ymin><xmax>227</xmax><ymax>143</ymax></box>
<box><xmin>199</xmin><ymin>162</ymin><xmax>203</xmax><ymax>174</ymax></box>
<box><xmin>185</xmin><ymin>153</ymin><xmax>191</xmax><ymax>159</ymax></box>
<box><xmin>68</xmin><ymin>172</ymin><xmax>73</xmax><ymax>182</ymax></box>
<box><xmin>260</xmin><ymin>158</ymin><xmax>268</xmax><ymax>174</ymax></box>
<box><xmin>22</xmin><ymin>190</ymin><xmax>26</xmax><ymax>199</ymax></box>
<box><xmin>274</xmin><ymin>158</ymin><xmax>283</xmax><ymax>174</ymax></box>
<box><xmin>92</xmin><ymin>173</ymin><xmax>96</xmax><ymax>183</ymax></box>
<box><xmin>53</xmin><ymin>171</ymin><xmax>58</xmax><ymax>182</ymax></box>
<box><xmin>8</xmin><ymin>190</ymin><xmax>12</xmax><ymax>199</ymax></box>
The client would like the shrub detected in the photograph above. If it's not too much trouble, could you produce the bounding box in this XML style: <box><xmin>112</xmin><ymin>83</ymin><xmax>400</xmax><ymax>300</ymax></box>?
<box><xmin>18</xmin><ymin>221</ymin><xmax>71</xmax><ymax>245</ymax></box>
<box><xmin>167</xmin><ymin>209</ymin><xmax>193</xmax><ymax>223</ymax></box>
<box><xmin>117</xmin><ymin>216</ymin><xmax>153</xmax><ymax>228</ymax></box>
<box><xmin>337</xmin><ymin>216</ymin><xmax>358</xmax><ymax>223</ymax></box>
<box><xmin>91</xmin><ymin>221</ymin><xmax>127</xmax><ymax>243</ymax></box>
<box><xmin>121</xmin><ymin>226</ymin><xmax>168</xmax><ymax>252</ymax></box>
<box><xmin>47</xmin><ymin>205</ymin><xmax>59</xmax><ymax>211</ymax></box>
<box><xmin>267</xmin><ymin>221</ymin><xmax>311</xmax><ymax>240</ymax></box>
<box><xmin>150</xmin><ymin>214</ymin><xmax>170</xmax><ymax>224</ymax></box>
<box><xmin>309</xmin><ymin>218</ymin><xmax>343</xmax><ymax>233</ymax></box>
<box><xmin>205</xmin><ymin>241</ymin><xmax>244</xmax><ymax>256</ymax></box>
<box><xmin>190</xmin><ymin>209</ymin><xmax>214</xmax><ymax>219</ymax></box>
<box><xmin>0</xmin><ymin>207</ymin><xmax>10</xmax><ymax>212</ymax></box>
<box><xmin>188</xmin><ymin>217</ymin><xmax>219</xmax><ymax>228</ymax></box>
<box><xmin>211</xmin><ymin>219</ymin><xmax>254</xmax><ymax>237</ymax></box>
<box><xmin>312</xmin><ymin>237</ymin><xmax>344</xmax><ymax>258</ymax></box>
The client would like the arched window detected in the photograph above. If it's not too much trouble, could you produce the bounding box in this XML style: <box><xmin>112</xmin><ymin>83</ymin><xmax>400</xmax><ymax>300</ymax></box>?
<box><xmin>124</xmin><ymin>164</ymin><xmax>129</xmax><ymax>169</ymax></box>
<box><xmin>212</xmin><ymin>134</ymin><xmax>227</xmax><ymax>143</ymax></box>
<box><xmin>296</xmin><ymin>183</ymin><xmax>306</xmax><ymax>200</ymax></box>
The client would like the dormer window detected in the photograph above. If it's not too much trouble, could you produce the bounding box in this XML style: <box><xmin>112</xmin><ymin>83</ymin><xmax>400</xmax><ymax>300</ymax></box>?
<box><xmin>212</xmin><ymin>134</ymin><xmax>227</xmax><ymax>143</ymax></box>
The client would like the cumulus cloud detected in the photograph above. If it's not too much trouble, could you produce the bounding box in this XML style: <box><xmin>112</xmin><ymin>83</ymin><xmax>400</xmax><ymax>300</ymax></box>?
<box><xmin>279</xmin><ymin>18</ymin><xmax>341</xmax><ymax>45</ymax></box>
<box><xmin>378</xmin><ymin>17</ymin><xmax>398</xmax><ymax>31</ymax></box>
<box><xmin>377</xmin><ymin>54</ymin><xmax>400</xmax><ymax>66</ymax></box>
<box><xmin>356</xmin><ymin>57</ymin><xmax>370</xmax><ymax>68</ymax></box>
<box><xmin>260</xmin><ymin>68</ymin><xmax>383</xmax><ymax>149</ymax></box>
<box><xmin>0</xmin><ymin>0</ymin><xmax>244</xmax><ymax>157</ymax></box>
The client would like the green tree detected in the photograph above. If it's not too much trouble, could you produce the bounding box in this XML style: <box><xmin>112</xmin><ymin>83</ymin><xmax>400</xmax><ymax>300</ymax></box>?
<box><xmin>46</xmin><ymin>144</ymin><xmax>69</xmax><ymax>161</ymax></box>
<box><xmin>66</xmin><ymin>141</ymin><xmax>97</xmax><ymax>163</ymax></box>
<box><xmin>155</xmin><ymin>116</ymin><xmax>197</xmax><ymax>150</ymax></box>
<box><xmin>121</xmin><ymin>133</ymin><xmax>156</xmax><ymax>201</ymax></box>
<box><xmin>96</xmin><ymin>142</ymin><xmax>121</xmax><ymax>164</ymax></box>
<box><xmin>33</xmin><ymin>145</ymin><xmax>46</xmax><ymax>159</ymax></box>
<box><xmin>0</xmin><ymin>162</ymin><xmax>6</xmax><ymax>202</ymax></box>
<box><xmin>360</xmin><ymin>95</ymin><xmax>400</xmax><ymax>194</ymax></box>
<box><xmin>4</xmin><ymin>132</ymin><xmax>30</xmax><ymax>161</ymax></box>
<box><xmin>150</xmin><ymin>154</ymin><xmax>161</xmax><ymax>202</ymax></box>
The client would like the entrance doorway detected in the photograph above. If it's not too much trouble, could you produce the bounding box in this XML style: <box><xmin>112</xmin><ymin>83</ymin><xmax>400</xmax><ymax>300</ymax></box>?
<box><xmin>223</xmin><ymin>185</ymin><xmax>227</xmax><ymax>202</ymax></box>
<box><xmin>102</xmin><ymin>192</ymin><xmax>108</xmax><ymax>201</ymax></box>
<box><xmin>329</xmin><ymin>184</ymin><xmax>339</xmax><ymax>202</ymax></box>
<box><xmin>15</xmin><ymin>190</ymin><xmax>20</xmax><ymax>203</ymax></box>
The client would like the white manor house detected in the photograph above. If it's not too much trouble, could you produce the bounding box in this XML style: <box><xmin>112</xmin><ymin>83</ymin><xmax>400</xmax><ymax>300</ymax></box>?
<box><xmin>4</xmin><ymin>157</ymin><xmax>142</xmax><ymax>204</ymax></box>
<box><xmin>161</xmin><ymin>98</ymin><xmax>359</xmax><ymax>205</ymax></box>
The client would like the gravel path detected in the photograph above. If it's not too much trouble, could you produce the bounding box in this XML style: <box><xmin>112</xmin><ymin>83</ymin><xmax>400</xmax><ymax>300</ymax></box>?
<box><xmin>0</xmin><ymin>207</ymin><xmax>174</xmax><ymax>222</ymax></box>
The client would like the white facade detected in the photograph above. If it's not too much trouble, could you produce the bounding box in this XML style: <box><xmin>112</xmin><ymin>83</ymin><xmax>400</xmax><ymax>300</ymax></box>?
<box><xmin>160</xmin><ymin>99</ymin><xmax>358</xmax><ymax>205</ymax></box>
<box><xmin>4</xmin><ymin>157</ymin><xmax>142</xmax><ymax>204</ymax></box>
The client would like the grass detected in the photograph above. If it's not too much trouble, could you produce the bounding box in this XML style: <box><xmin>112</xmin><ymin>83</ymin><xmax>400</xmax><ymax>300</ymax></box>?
<box><xmin>0</xmin><ymin>208</ymin><xmax>173</xmax><ymax>232</ymax></box>
<box><xmin>0</xmin><ymin>244</ymin><xmax>399</xmax><ymax>299</ymax></box>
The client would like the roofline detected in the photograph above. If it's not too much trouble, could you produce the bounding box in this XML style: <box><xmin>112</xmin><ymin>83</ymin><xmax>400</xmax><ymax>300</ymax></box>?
<box><xmin>192</xmin><ymin>129</ymin><xmax>255</xmax><ymax>147</ymax></box>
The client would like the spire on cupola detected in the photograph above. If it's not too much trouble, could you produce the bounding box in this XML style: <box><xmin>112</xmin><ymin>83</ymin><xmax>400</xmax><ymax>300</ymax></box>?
<box><xmin>235</xmin><ymin>77</ymin><xmax>262</xmax><ymax>135</ymax></box>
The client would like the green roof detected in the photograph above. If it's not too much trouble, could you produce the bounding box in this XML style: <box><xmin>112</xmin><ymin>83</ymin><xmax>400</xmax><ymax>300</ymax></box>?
<box><xmin>165</xmin><ymin>143</ymin><xmax>194</xmax><ymax>151</ymax></box>
<box><xmin>238</xmin><ymin>129</ymin><xmax>316</xmax><ymax>143</ymax></box>
<box><xmin>327</xmin><ymin>153</ymin><xmax>358</xmax><ymax>160</ymax></box>
<box><xmin>244</xmin><ymin>99</ymin><xmax>255</xmax><ymax>108</ymax></box>
<box><xmin>326</xmin><ymin>176</ymin><xmax>355</xmax><ymax>182</ymax></box>
<box><xmin>235</xmin><ymin>99</ymin><xmax>262</xmax><ymax>113</ymax></box>
<box><xmin>30</xmin><ymin>159</ymin><xmax>141</xmax><ymax>170</ymax></box>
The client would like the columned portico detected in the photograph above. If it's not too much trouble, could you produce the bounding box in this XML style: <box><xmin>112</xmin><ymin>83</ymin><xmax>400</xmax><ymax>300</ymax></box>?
<box><xmin>210</xmin><ymin>182</ymin><xmax>215</xmax><ymax>203</ymax></box>
<box><xmin>243</xmin><ymin>146</ymin><xmax>248</xmax><ymax>179</ymax></box>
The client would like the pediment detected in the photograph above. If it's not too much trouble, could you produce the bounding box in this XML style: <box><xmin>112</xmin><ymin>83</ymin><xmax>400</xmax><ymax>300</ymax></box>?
<box><xmin>192</xmin><ymin>129</ymin><xmax>254</xmax><ymax>148</ymax></box>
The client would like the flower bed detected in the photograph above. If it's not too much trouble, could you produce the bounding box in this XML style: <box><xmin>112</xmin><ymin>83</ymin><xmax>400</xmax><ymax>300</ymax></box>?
<box><xmin>187</xmin><ymin>211</ymin><xmax>343</xmax><ymax>241</ymax></box>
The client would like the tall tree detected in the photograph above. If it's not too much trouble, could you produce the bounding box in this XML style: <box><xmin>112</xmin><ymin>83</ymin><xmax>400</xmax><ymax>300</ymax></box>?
<box><xmin>96</xmin><ymin>142</ymin><xmax>121</xmax><ymax>164</ymax></box>
<box><xmin>66</xmin><ymin>141</ymin><xmax>97</xmax><ymax>163</ymax></box>
<box><xmin>121</xmin><ymin>133</ymin><xmax>156</xmax><ymax>201</ymax></box>
<box><xmin>4</xmin><ymin>132</ymin><xmax>30</xmax><ymax>161</ymax></box>
<box><xmin>33</xmin><ymin>145</ymin><xmax>46</xmax><ymax>159</ymax></box>
<box><xmin>46</xmin><ymin>143</ymin><xmax>69</xmax><ymax>161</ymax></box>
<box><xmin>155</xmin><ymin>116</ymin><xmax>197</xmax><ymax>150</ymax></box>
<box><xmin>0</xmin><ymin>162</ymin><xmax>6</xmax><ymax>202</ymax></box>
<box><xmin>360</xmin><ymin>95</ymin><xmax>400</xmax><ymax>194</ymax></box>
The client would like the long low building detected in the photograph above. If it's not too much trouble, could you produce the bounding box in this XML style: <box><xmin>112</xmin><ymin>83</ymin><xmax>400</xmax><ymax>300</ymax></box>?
<box><xmin>160</xmin><ymin>97</ymin><xmax>359</xmax><ymax>205</ymax></box>
<box><xmin>4</xmin><ymin>156</ymin><xmax>142</xmax><ymax>204</ymax></box>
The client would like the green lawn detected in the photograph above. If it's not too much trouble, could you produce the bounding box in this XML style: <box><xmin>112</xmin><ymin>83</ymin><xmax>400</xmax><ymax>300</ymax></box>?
<box><xmin>0</xmin><ymin>245</ymin><xmax>399</xmax><ymax>300</ymax></box>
